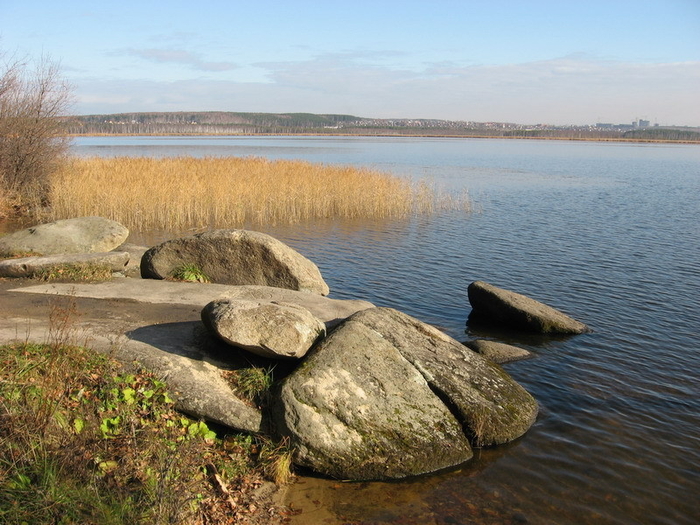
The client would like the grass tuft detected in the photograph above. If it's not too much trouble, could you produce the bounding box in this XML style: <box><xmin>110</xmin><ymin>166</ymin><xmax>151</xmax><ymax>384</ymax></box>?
<box><xmin>169</xmin><ymin>263</ymin><xmax>210</xmax><ymax>283</ymax></box>
<box><xmin>47</xmin><ymin>156</ymin><xmax>470</xmax><ymax>230</ymax></box>
<box><xmin>223</xmin><ymin>367</ymin><xmax>275</xmax><ymax>405</ymax></box>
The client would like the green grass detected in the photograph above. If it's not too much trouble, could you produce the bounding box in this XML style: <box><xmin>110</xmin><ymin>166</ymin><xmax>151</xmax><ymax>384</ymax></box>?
<box><xmin>169</xmin><ymin>263</ymin><xmax>210</xmax><ymax>283</ymax></box>
<box><xmin>0</xmin><ymin>341</ymin><xmax>292</xmax><ymax>524</ymax></box>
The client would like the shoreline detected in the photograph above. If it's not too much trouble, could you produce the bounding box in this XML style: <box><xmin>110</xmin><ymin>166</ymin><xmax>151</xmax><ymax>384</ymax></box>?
<box><xmin>69</xmin><ymin>132</ymin><xmax>700</xmax><ymax>145</ymax></box>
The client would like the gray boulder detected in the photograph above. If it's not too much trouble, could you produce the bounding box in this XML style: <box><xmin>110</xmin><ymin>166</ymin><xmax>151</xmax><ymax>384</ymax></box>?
<box><xmin>0</xmin><ymin>252</ymin><xmax>130</xmax><ymax>278</ymax></box>
<box><xmin>468</xmin><ymin>281</ymin><xmax>590</xmax><ymax>334</ymax></box>
<box><xmin>465</xmin><ymin>339</ymin><xmax>533</xmax><ymax>364</ymax></box>
<box><xmin>141</xmin><ymin>229</ymin><xmax>330</xmax><ymax>295</ymax></box>
<box><xmin>271</xmin><ymin>307</ymin><xmax>538</xmax><ymax>480</ymax></box>
<box><xmin>202</xmin><ymin>300</ymin><xmax>326</xmax><ymax>359</ymax></box>
<box><xmin>113</xmin><ymin>243</ymin><xmax>148</xmax><ymax>277</ymax></box>
<box><xmin>0</xmin><ymin>217</ymin><xmax>129</xmax><ymax>256</ymax></box>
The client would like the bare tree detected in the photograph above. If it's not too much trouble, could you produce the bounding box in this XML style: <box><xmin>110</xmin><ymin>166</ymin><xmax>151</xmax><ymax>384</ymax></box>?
<box><xmin>0</xmin><ymin>52</ymin><xmax>72</xmax><ymax>214</ymax></box>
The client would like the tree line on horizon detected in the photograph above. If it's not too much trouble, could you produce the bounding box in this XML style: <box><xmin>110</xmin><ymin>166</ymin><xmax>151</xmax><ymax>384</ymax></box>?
<box><xmin>64</xmin><ymin>112</ymin><xmax>700</xmax><ymax>141</ymax></box>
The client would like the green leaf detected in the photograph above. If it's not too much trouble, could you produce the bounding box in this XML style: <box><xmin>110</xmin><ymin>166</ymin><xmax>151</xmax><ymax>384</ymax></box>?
<box><xmin>122</xmin><ymin>387</ymin><xmax>136</xmax><ymax>404</ymax></box>
<box><xmin>73</xmin><ymin>417</ymin><xmax>85</xmax><ymax>434</ymax></box>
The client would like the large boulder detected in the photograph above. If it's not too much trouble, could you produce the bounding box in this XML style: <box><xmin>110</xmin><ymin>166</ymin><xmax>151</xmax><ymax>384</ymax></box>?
<box><xmin>141</xmin><ymin>230</ymin><xmax>330</xmax><ymax>295</ymax></box>
<box><xmin>0</xmin><ymin>252</ymin><xmax>130</xmax><ymax>278</ymax></box>
<box><xmin>271</xmin><ymin>307</ymin><xmax>538</xmax><ymax>480</ymax></box>
<box><xmin>202</xmin><ymin>300</ymin><xmax>326</xmax><ymax>359</ymax></box>
<box><xmin>468</xmin><ymin>281</ymin><xmax>590</xmax><ymax>334</ymax></box>
<box><xmin>0</xmin><ymin>217</ymin><xmax>129</xmax><ymax>256</ymax></box>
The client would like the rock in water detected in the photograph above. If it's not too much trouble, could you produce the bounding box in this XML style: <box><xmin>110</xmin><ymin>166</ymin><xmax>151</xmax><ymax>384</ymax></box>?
<box><xmin>468</xmin><ymin>281</ymin><xmax>590</xmax><ymax>334</ymax></box>
<box><xmin>202</xmin><ymin>300</ymin><xmax>326</xmax><ymax>359</ymax></box>
<box><xmin>141</xmin><ymin>229</ymin><xmax>330</xmax><ymax>295</ymax></box>
<box><xmin>0</xmin><ymin>217</ymin><xmax>129</xmax><ymax>255</ymax></box>
<box><xmin>271</xmin><ymin>307</ymin><xmax>538</xmax><ymax>480</ymax></box>
<box><xmin>465</xmin><ymin>339</ymin><xmax>533</xmax><ymax>364</ymax></box>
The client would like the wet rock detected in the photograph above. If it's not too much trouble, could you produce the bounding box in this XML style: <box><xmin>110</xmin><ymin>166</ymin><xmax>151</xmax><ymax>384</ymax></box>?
<box><xmin>141</xmin><ymin>229</ymin><xmax>330</xmax><ymax>295</ymax></box>
<box><xmin>271</xmin><ymin>307</ymin><xmax>538</xmax><ymax>480</ymax></box>
<box><xmin>0</xmin><ymin>251</ymin><xmax>130</xmax><ymax>278</ymax></box>
<box><xmin>468</xmin><ymin>281</ymin><xmax>590</xmax><ymax>334</ymax></box>
<box><xmin>0</xmin><ymin>217</ymin><xmax>129</xmax><ymax>256</ymax></box>
<box><xmin>202</xmin><ymin>299</ymin><xmax>326</xmax><ymax>359</ymax></box>
<box><xmin>465</xmin><ymin>339</ymin><xmax>533</xmax><ymax>364</ymax></box>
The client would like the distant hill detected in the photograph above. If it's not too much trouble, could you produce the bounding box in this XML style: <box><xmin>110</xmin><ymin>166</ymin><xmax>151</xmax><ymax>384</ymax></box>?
<box><xmin>67</xmin><ymin>112</ymin><xmax>364</xmax><ymax>135</ymax></box>
<box><xmin>65</xmin><ymin>111</ymin><xmax>700</xmax><ymax>142</ymax></box>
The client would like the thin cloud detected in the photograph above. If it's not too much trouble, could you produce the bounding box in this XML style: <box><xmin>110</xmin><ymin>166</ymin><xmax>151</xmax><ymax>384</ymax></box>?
<box><xmin>73</xmin><ymin>54</ymin><xmax>700</xmax><ymax>126</ymax></box>
<box><xmin>128</xmin><ymin>48</ymin><xmax>237</xmax><ymax>72</ymax></box>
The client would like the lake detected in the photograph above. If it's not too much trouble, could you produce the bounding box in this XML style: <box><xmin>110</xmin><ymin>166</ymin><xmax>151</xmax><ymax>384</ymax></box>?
<box><xmin>73</xmin><ymin>136</ymin><xmax>700</xmax><ymax>524</ymax></box>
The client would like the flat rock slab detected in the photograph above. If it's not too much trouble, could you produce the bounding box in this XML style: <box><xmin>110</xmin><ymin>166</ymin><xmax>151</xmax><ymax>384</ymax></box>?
<box><xmin>465</xmin><ymin>339</ymin><xmax>533</xmax><ymax>364</ymax></box>
<box><xmin>0</xmin><ymin>217</ymin><xmax>129</xmax><ymax>255</ymax></box>
<box><xmin>468</xmin><ymin>281</ymin><xmax>590</xmax><ymax>334</ymax></box>
<box><xmin>141</xmin><ymin>229</ymin><xmax>330</xmax><ymax>295</ymax></box>
<box><xmin>10</xmin><ymin>279</ymin><xmax>373</xmax><ymax>329</ymax></box>
<box><xmin>0</xmin><ymin>252</ymin><xmax>130</xmax><ymax>278</ymax></box>
<box><xmin>202</xmin><ymin>300</ymin><xmax>326</xmax><ymax>359</ymax></box>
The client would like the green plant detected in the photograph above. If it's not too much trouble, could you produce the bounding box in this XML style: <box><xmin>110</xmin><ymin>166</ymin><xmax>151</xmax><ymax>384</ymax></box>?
<box><xmin>170</xmin><ymin>263</ymin><xmax>210</xmax><ymax>283</ymax></box>
<box><xmin>0</xmin><ymin>341</ymin><xmax>287</xmax><ymax>524</ymax></box>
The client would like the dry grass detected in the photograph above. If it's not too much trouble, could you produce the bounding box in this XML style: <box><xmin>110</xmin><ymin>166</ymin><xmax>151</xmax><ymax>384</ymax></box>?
<box><xmin>47</xmin><ymin>156</ymin><xmax>468</xmax><ymax>231</ymax></box>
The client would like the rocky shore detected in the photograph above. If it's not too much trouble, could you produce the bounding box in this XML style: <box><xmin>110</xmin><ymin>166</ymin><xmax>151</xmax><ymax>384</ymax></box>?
<box><xmin>0</xmin><ymin>217</ymin><xmax>590</xmax><ymax>484</ymax></box>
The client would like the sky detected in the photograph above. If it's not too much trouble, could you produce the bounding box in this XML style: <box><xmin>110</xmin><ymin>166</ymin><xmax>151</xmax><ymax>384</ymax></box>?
<box><xmin>1</xmin><ymin>0</ymin><xmax>699</xmax><ymax>126</ymax></box>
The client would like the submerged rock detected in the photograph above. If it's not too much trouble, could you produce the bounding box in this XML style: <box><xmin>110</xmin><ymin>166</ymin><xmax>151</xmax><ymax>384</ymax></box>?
<box><xmin>465</xmin><ymin>339</ymin><xmax>533</xmax><ymax>364</ymax></box>
<box><xmin>271</xmin><ymin>307</ymin><xmax>538</xmax><ymax>480</ymax></box>
<box><xmin>202</xmin><ymin>299</ymin><xmax>326</xmax><ymax>359</ymax></box>
<box><xmin>0</xmin><ymin>217</ymin><xmax>129</xmax><ymax>256</ymax></box>
<box><xmin>141</xmin><ymin>229</ymin><xmax>330</xmax><ymax>295</ymax></box>
<box><xmin>468</xmin><ymin>281</ymin><xmax>590</xmax><ymax>334</ymax></box>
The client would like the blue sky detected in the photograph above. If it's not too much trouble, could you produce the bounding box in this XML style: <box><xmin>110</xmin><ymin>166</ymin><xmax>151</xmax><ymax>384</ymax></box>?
<box><xmin>2</xmin><ymin>0</ymin><xmax>699</xmax><ymax>125</ymax></box>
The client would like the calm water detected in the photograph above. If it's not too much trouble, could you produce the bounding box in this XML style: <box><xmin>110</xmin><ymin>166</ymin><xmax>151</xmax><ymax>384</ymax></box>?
<box><xmin>74</xmin><ymin>136</ymin><xmax>700</xmax><ymax>525</ymax></box>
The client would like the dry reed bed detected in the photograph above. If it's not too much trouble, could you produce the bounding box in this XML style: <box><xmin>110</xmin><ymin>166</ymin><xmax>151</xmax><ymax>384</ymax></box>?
<box><xmin>49</xmin><ymin>156</ymin><xmax>468</xmax><ymax>231</ymax></box>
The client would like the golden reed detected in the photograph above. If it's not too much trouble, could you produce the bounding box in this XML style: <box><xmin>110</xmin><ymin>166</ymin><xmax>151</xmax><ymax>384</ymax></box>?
<box><xmin>48</xmin><ymin>156</ymin><xmax>468</xmax><ymax>231</ymax></box>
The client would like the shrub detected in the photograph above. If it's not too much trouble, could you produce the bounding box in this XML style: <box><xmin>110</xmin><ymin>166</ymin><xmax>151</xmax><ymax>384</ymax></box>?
<box><xmin>0</xmin><ymin>52</ymin><xmax>71</xmax><ymax>215</ymax></box>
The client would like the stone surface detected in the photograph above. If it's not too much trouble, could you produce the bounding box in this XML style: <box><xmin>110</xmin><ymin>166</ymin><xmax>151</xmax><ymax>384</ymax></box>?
<box><xmin>347</xmin><ymin>308</ymin><xmax>539</xmax><ymax>446</ymax></box>
<box><xmin>0</xmin><ymin>251</ymin><xmax>130</xmax><ymax>278</ymax></box>
<box><xmin>271</xmin><ymin>307</ymin><xmax>539</xmax><ymax>480</ymax></box>
<box><xmin>141</xmin><ymin>229</ymin><xmax>330</xmax><ymax>295</ymax></box>
<box><xmin>113</xmin><ymin>243</ymin><xmax>148</xmax><ymax>277</ymax></box>
<box><xmin>465</xmin><ymin>339</ymin><xmax>533</xmax><ymax>364</ymax></box>
<box><xmin>0</xmin><ymin>217</ymin><xmax>129</xmax><ymax>255</ymax></box>
<box><xmin>468</xmin><ymin>280</ymin><xmax>590</xmax><ymax>334</ymax></box>
<box><xmin>12</xmin><ymin>280</ymin><xmax>373</xmax><ymax>329</ymax></box>
<box><xmin>202</xmin><ymin>300</ymin><xmax>326</xmax><ymax>359</ymax></box>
